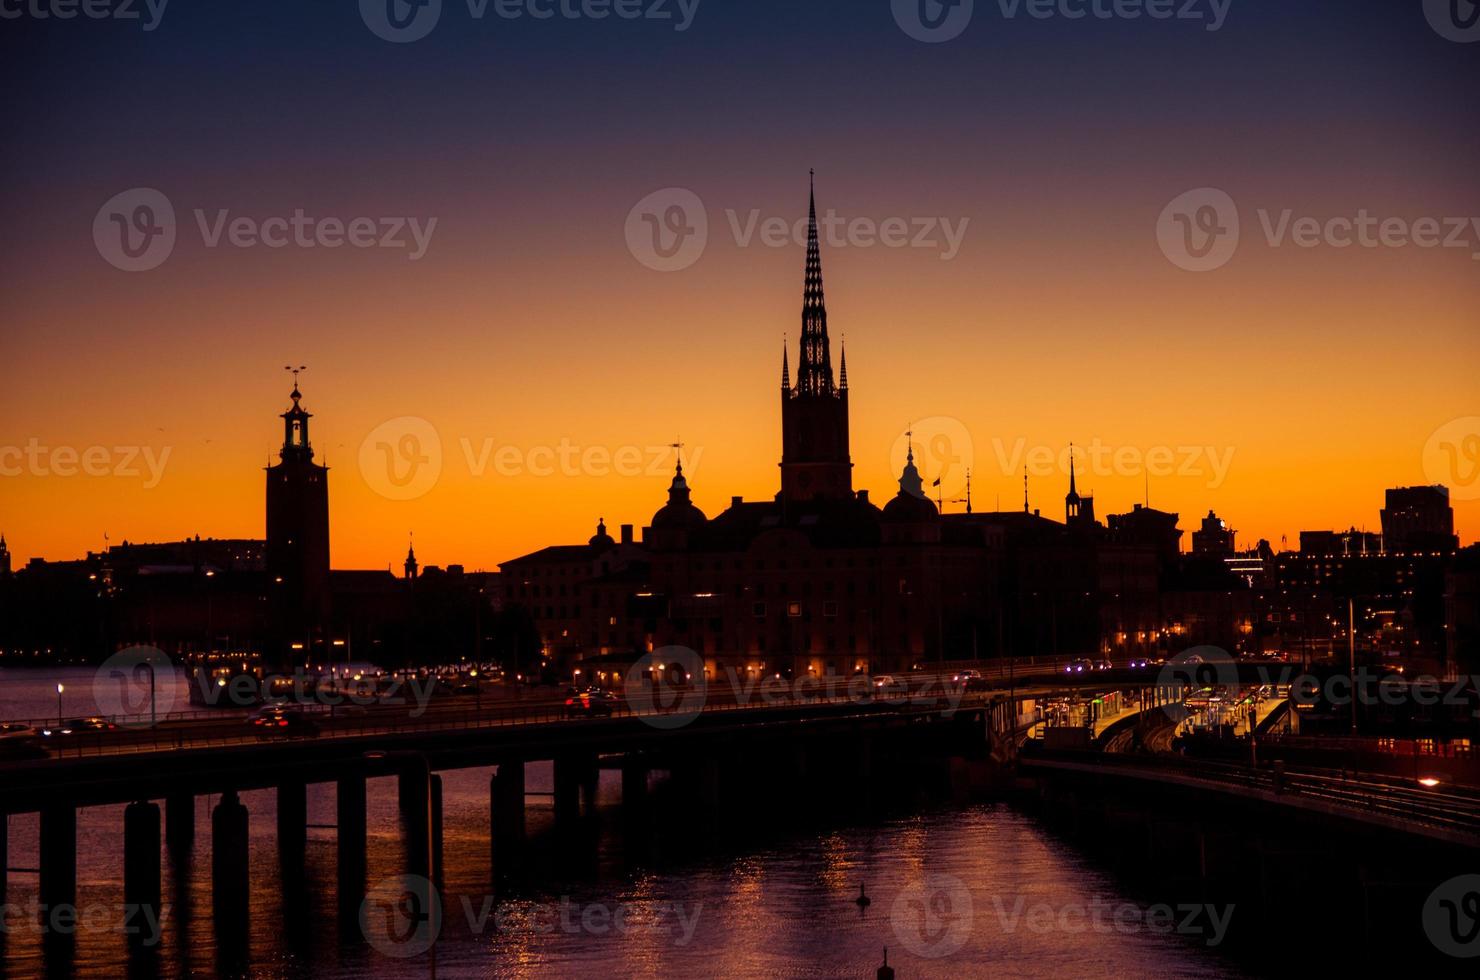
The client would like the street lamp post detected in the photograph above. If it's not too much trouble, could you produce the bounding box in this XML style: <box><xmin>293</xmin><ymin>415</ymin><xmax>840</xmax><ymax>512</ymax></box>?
<box><xmin>56</xmin><ymin>683</ymin><xmax>64</xmax><ymax>725</ymax></box>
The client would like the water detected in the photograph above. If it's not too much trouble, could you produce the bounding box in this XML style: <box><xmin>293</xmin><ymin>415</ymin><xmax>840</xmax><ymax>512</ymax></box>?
<box><xmin>1</xmin><ymin>667</ymin><xmax>1247</xmax><ymax>979</ymax></box>
<box><xmin>0</xmin><ymin>666</ymin><xmax>193</xmax><ymax>726</ymax></box>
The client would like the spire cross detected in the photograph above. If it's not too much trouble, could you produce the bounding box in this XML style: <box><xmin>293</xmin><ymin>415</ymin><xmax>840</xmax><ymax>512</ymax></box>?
<box><xmin>670</xmin><ymin>439</ymin><xmax>685</xmax><ymax>471</ymax></box>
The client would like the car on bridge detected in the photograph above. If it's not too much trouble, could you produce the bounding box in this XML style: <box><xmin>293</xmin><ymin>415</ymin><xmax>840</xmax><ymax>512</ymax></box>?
<box><xmin>41</xmin><ymin>717</ymin><xmax>118</xmax><ymax>737</ymax></box>
<box><xmin>564</xmin><ymin>688</ymin><xmax>621</xmax><ymax>718</ymax></box>
<box><xmin>1064</xmin><ymin>659</ymin><xmax>1094</xmax><ymax>675</ymax></box>
<box><xmin>0</xmin><ymin>722</ymin><xmax>47</xmax><ymax>759</ymax></box>
<box><xmin>1127</xmin><ymin>657</ymin><xmax>1151</xmax><ymax>670</ymax></box>
<box><xmin>247</xmin><ymin>704</ymin><xmax>320</xmax><ymax>739</ymax></box>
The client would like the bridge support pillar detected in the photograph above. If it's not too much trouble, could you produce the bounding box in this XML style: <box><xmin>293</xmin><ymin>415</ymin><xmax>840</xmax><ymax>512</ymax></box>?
<box><xmin>277</xmin><ymin>780</ymin><xmax>308</xmax><ymax>871</ymax></box>
<box><xmin>337</xmin><ymin>771</ymin><xmax>368</xmax><ymax>918</ymax></box>
<box><xmin>553</xmin><ymin>756</ymin><xmax>583</xmax><ymax>834</ymax></box>
<box><xmin>430</xmin><ymin>774</ymin><xmax>444</xmax><ymax>887</ymax></box>
<box><xmin>1</xmin><ymin>814</ymin><xmax>7</xmax><ymax>904</ymax></box>
<box><xmin>165</xmin><ymin>793</ymin><xmax>194</xmax><ymax>860</ymax></box>
<box><xmin>398</xmin><ymin>758</ymin><xmax>432</xmax><ymax>880</ymax></box>
<box><xmin>39</xmin><ymin>804</ymin><xmax>77</xmax><ymax>912</ymax></box>
<box><xmin>491</xmin><ymin>762</ymin><xmax>526</xmax><ymax>879</ymax></box>
<box><xmin>123</xmin><ymin>801</ymin><xmax>162</xmax><ymax>943</ymax></box>
<box><xmin>211</xmin><ymin>791</ymin><xmax>250</xmax><ymax>943</ymax></box>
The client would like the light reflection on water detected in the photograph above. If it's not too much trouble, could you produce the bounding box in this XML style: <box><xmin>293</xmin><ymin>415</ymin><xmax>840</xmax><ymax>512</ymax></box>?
<box><xmin>3</xmin><ymin>764</ymin><xmax>1246</xmax><ymax>979</ymax></box>
<box><xmin>1</xmin><ymin>667</ymin><xmax>1245</xmax><ymax>978</ymax></box>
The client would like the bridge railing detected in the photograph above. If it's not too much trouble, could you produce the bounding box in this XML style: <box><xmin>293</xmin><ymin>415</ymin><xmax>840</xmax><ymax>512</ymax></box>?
<box><xmin>6</xmin><ymin>683</ymin><xmax>1011</xmax><ymax>762</ymax></box>
<box><xmin>1027</xmin><ymin>750</ymin><xmax>1480</xmax><ymax>841</ymax></box>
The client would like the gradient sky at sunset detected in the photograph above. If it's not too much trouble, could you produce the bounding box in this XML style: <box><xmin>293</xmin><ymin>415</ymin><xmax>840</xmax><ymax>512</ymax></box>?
<box><xmin>2</xmin><ymin>0</ymin><xmax>1477</xmax><ymax>570</ymax></box>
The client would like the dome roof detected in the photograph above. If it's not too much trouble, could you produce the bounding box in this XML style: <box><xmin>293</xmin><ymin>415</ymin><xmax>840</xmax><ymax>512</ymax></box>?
<box><xmin>652</xmin><ymin>460</ymin><xmax>707</xmax><ymax>529</ymax></box>
<box><xmin>588</xmin><ymin>518</ymin><xmax>616</xmax><ymax>549</ymax></box>
<box><xmin>882</xmin><ymin>437</ymin><xmax>938</xmax><ymax>522</ymax></box>
<box><xmin>882</xmin><ymin>490</ymin><xmax>939</xmax><ymax>523</ymax></box>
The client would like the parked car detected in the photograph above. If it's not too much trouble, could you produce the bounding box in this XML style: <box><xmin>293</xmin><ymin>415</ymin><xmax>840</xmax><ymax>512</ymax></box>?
<box><xmin>247</xmin><ymin>704</ymin><xmax>320</xmax><ymax>738</ymax></box>
<box><xmin>564</xmin><ymin>689</ymin><xmax>620</xmax><ymax>718</ymax></box>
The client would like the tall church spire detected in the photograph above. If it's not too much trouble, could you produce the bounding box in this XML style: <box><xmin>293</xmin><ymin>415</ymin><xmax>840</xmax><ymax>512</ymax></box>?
<box><xmin>796</xmin><ymin>170</ymin><xmax>835</xmax><ymax>397</ymax></box>
<box><xmin>781</xmin><ymin>336</ymin><xmax>790</xmax><ymax>390</ymax></box>
<box><xmin>778</xmin><ymin>172</ymin><xmax>852</xmax><ymax>502</ymax></box>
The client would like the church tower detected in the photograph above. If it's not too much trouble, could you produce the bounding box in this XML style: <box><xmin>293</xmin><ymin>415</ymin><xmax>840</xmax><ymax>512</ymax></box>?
<box><xmin>780</xmin><ymin>174</ymin><xmax>853</xmax><ymax>502</ymax></box>
<box><xmin>266</xmin><ymin>370</ymin><xmax>330</xmax><ymax>662</ymax></box>
<box><xmin>0</xmin><ymin>533</ymin><xmax>10</xmax><ymax>577</ymax></box>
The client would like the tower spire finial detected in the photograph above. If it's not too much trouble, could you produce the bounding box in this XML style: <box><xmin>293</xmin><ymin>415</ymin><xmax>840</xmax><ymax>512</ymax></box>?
<box><xmin>1069</xmin><ymin>442</ymin><xmax>1077</xmax><ymax>496</ymax></box>
<box><xmin>839</xmin><ymin>334</ymin><xmax>848</xmax><ymax>390</ymax></box>
<box><xmin>781</xmin><ymin>335</ymin><xmax>790</xmax><ymax>390</ymax></box>
<box><xmin>1024</xmin><ymin>466</ymin><xmax>1030</xmax><ymax>514</ymax></box>
<box><xmin>797</xmin><ymin>172</ymin><xmax>835</xmax><ymax>396</ymax></box>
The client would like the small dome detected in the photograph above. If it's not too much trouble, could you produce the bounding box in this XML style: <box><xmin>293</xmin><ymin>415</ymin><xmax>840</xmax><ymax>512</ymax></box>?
<box><xmin>883</xmin><ymin>491</ymin><xmax>939</xmax><ymax>523</ymax></box>
<box><xmin>589</xmin><ymin>518</ymin><xmax>616</xmax><ymax>549</ymax></box>
<box><xmin>882</xmin><ymin>437</ymin><xmax>937</xmax><ymax>522</ymax></box>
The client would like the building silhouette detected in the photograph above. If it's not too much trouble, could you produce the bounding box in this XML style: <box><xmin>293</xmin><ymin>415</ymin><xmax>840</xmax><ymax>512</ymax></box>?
<box><xmin>1381</xmin><ymin>485</ymin><xmax>1459</xmax><ymax>553</ymax></box>
<box><xmin>265</xmin><ymin>378</ymin><xmax>331</xmax><ymax>662</ymax></box>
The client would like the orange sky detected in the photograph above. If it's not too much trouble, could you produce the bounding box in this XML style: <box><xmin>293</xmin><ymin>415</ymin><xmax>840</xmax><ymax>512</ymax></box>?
<box><xmin>2</xmin><ymin>183</ymin><xmax>1477</xmax><ymax>570</ymax></box>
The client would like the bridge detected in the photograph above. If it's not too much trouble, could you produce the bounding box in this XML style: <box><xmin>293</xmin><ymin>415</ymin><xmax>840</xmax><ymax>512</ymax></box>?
<box><xmin>3</xmin><ymin>659</ymin><xmax>1475</xmax><ymax>965</ymax></box>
